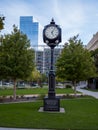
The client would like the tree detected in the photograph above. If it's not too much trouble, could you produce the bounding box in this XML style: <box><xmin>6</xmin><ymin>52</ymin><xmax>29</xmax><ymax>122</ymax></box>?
<box><xmin>0</xmin><ymin>25</ymin><xmax>35</xmax><ymax>100</ymax></box>
<box><xmin>0</xmin><ymin>15</ymin><xmax>5</xmax><ymax>31</ymax></box>
<box><xmin>27</xmin><ymin>68</ymin><xmax>41</xmax><ymax>83</ymax></box>
<box><xmin>28</xmin><ymin>68</ymin><xmax>46</xmax><ymax>87</ymax></box>
<box><xmin>41</xmin><ymin>73</ymin><xmax>48</xmax><ymax>84</ymax></box>
<box><xmin>90</xmin><ymin>48</ymin><xmax>98</xmax><ymax>72</ymax></box>
<box><xmin>56</xmin><ymin>35</ymin><xmax>96</xmax><ymax>95</ymax></box>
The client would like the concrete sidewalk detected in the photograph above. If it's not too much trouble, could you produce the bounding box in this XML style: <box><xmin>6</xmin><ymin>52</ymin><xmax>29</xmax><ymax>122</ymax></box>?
<box><xmin>76</xmin><ymin>85</ymin><xmax>98</xmax><ymax>99</ymax></box>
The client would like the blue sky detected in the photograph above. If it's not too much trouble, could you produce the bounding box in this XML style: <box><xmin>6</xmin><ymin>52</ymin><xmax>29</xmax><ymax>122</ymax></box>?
<box><xmin>0</xmin><ymin>0</ymin><xmax>98</xmax><ymax>45</ymax></box>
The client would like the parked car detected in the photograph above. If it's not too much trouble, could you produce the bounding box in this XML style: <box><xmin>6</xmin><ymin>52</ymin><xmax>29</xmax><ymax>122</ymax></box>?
<box><xmin>16</xmin><ymin>81</ymin><xmax>25</xmax><ymax>88</ymax></box>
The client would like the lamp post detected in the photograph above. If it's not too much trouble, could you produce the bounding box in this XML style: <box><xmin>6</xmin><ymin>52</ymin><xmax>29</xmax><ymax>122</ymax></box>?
<box><xmin>43</xmin><ymin>19</ymin><xmax>61</xmax><ymax>111</ymax></box>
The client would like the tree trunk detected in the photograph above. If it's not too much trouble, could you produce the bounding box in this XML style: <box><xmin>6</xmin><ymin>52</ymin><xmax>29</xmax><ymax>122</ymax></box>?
<box><xmin>13</xmin><ymin>79</ymin><xmax>16</xmax><ymax>100</ymax></box>
<box><xmin>73</xmin><ymin>81</ymin><xmax>77</xmax><ymax>97</ymax></box>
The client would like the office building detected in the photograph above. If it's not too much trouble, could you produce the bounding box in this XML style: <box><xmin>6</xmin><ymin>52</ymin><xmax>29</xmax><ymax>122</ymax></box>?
<box><xmin>20</xmin><ymin>17</ymin><xmax>62</xmax><ymax>74</ymax></box>
<box><xmin>43</xmin><ymin>48</ymin><xmax>62</xmax><ymax>74</ymax></box>
<box><xmin>20</xmin><ymin>16</ymin><xmax>39</xmax><ymax>47</ymax></box>
<box><xmin>35</xmin><ymin>47</ymin><xmax>62</xmax><ymax>74</ymax></box>
<box><xmin>35</xmin><ymin>50</ymin><xmax>43</xmax><ymax>74</ymax></box>
<box><xmin>86</xmin><ymin>32</ymin><xmax>98</xmax><ymax>51</ymax></box>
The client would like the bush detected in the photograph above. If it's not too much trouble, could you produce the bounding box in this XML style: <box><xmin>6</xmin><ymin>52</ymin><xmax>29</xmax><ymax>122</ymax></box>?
<box><xmin>38</xmin><ymin>94</ymin><xmax>46</xmax><ymax>100</ymax></box>
<box><xmin>66</xmin><ymin>85</ymin><xmax>72</xmax><ymax>88</ymax></box>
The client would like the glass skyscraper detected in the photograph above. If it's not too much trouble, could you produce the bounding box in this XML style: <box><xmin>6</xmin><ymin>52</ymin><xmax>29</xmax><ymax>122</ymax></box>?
<box><xmin>20</xmin><ymin>16</ymin><xmax>39</xmax><ymax>47</ymax></box>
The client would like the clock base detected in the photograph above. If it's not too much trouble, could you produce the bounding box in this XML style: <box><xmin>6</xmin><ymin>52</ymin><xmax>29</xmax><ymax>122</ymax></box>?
<box><xmin>43</xmin><ymin>97</ymin><xmax>60</xmax><ymax>111</ymax></box>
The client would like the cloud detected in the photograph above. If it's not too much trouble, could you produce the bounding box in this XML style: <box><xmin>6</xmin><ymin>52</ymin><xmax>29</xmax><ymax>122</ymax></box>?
<box><xmin>53</xmin><ymin>0</ymin><xmax>85</xmax><ymax>27</ymax></box>
<box><xmin>1</xmin><ymin>0</ymin><xmax>98</xmax><ymax>45</ymax></box>
<box><xmin>51</xmin><ymin>0</ymin><xmax>87</xmax><ymax>44</ymax></box>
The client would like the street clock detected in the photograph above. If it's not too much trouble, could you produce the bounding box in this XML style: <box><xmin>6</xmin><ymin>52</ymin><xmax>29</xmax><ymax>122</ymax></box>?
<box><xmin>43</xmin><ymin>19</ymin><xmax>62</xmax><ymax>111</ymax></box>
<box><xmin>43</xmin><ymin>19</ymin><xmax>61</xmax><ymax>47</ymax></box>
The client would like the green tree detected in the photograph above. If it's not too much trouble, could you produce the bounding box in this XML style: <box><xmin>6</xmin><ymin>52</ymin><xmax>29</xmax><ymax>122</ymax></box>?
<box><xmin>28</xmin><ymin>68</ymin><xmax>41</xmax><ymax>82</ymax></box>
<box><xmin>56</xmin><ymin>35</ymin><xmax>96</xmax><ymax>95</ymax></box>
<box><xmin>90</xmin><ymin>48</ymin><xmax>98</xmax><ymax>72</ymax></box>
<box><xmin>0</xmin><ymin>25</ymin><xmax>35</xmax><ymax>99</ymax></box>
<box><xmin>27</xmin><ymin>69</ymin><xmax>48</xmax><ymax>87</ymax></box>
<box><xmin>28</xmin><ymin>68</ymin><xmax>43</xmax><ymax>87</ymax></box>
<box><xmin>0</xmin><ymin>15</ymin><xmax>5</xmax><ymax>31</ymax></box>
<box><xmin>41</xmin><ymin>73</ymin><xmax>48</xmax><ymax>83</ymax></box>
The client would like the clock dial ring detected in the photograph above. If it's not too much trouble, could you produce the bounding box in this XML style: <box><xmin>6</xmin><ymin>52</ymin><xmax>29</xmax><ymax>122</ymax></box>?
<box><xmin>45</xmin><ymin>26</ymin><xmax>59</xmax><ymax>39</ymax></box>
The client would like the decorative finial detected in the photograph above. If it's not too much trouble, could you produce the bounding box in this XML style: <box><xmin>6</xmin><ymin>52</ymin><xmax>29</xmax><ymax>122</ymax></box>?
<box><xmin>50</xmin><ymin>18</ymin><xmax>55</xmax><ymax>24</ymax></box>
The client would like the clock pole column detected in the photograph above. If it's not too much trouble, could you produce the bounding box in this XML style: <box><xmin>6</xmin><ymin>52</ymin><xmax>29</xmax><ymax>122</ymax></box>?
<box><xmin>48</xmin><ymin>46</ymin><xmax>55</xmax><ymax>98</ymax></box>
<box><xmin>44</xmin><ymin>45</ymin><xmax>60</xmax><ymax>111</ymax></box>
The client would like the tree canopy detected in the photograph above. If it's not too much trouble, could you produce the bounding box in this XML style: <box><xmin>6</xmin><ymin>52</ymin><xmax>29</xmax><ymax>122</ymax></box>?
<box><xmin>0</xmin><ymin>25</ymin><xmax>35</xmax><ymax>99</ymax></box>
<box><xmin>90</xmin><ymin>48</ymin><xmax>98</xmax><ymax>72</ymax></box>
<box><xmin>0</xmin><ymin>25</ymin><xmax>35</xmax><ymax>80</ymax></box>
<box><xmin>56</xmin><ymin>35</ymin><xmax>96</xmax><ymax>85</ymax></box>
<box><xmin>0</xmin><ymin>15</ymin><xmax>5</xmax><ymax>31</ymax></box>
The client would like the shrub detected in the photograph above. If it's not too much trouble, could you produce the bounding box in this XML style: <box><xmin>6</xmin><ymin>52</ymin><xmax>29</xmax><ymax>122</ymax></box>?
<box><xmin>66</xmin><ymin>85</ymin><xmax>72</xmax><ymax>88</ymax></box>
<box><xmin>38</xmin><ymin>94</ymin><xmax>45</xmax><ymax>100</ymax></box>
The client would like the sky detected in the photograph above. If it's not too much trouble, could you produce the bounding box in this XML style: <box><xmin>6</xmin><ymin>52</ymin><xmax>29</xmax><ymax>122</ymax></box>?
<box><xmin>0</xmin><ymin>0</ymin><xmax>98</xmax><ymax>45</ymax></box>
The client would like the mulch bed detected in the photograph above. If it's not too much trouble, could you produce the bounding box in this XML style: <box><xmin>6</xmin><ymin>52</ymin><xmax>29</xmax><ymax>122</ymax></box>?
<box><xmin>0</xmin><ymin>96</ymin><xmax>37</xmax><ymax>103</ymax></box>
<box><xmin>0</xmin><ymin>94</ymin><xmax>86</xmax><ymax>103</ymax></box>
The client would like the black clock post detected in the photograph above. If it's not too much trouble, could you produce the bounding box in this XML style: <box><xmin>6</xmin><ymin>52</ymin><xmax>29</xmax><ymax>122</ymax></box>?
<box><xmin>43</xmin><ymin>19</ymin><xmax>61</xmax><ymax>111</ymax></box>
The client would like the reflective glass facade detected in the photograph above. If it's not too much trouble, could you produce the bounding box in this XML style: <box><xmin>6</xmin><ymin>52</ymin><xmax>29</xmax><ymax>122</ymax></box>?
<box><xmin>20</xmin><ymin>16</ymin><xmax>38</xmax><ymax>47</ymax></box>
<box><xmin>35</xmin><ymin>47</ymin><xmax>62</xmax><ymax>74</ymax></box>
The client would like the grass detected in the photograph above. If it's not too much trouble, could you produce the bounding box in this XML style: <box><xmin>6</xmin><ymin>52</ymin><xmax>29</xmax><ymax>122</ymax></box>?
<box><xmin>0</xmin><ymin>98</ymin><xmax>98</xmax><ymax>129</ymax></box>
<box><xmin>0</xmin><ymin>88</ymin><xmax>75</xmax><ymax>96</ymax></box>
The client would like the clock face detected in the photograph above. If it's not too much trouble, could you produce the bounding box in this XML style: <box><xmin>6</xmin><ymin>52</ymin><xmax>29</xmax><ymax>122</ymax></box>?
<box><xmin>45</xmin><ymin>26</ymin><xmax>59</xmax><ymax>39</ymax></box>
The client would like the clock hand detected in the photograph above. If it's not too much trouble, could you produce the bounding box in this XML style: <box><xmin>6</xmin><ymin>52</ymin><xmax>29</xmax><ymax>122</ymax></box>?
<box><xmin>51</xmin><ymin>31</ymin><xmax>55</xmax><ymax>37</ymax></box>
<box><xmin>51</xmin><ymin>28</ymin><xmax>55</xmax><ymax>35</ymax></box>
<box><xmin>51</xmin><ymin>30</ymin><xmax>54</xmax><ymax>35</ymax></box>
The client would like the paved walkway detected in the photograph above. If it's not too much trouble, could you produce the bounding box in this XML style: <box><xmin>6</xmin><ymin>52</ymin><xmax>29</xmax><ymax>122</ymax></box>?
<box><xmin>76</xmin><ymin>84</ymin><xmax>98</xmax><ymax>99</ymax></box>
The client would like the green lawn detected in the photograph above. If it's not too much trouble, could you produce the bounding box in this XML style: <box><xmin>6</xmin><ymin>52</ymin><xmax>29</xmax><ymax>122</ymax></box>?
<box><xmin>0</xmin><ymin>98</ymin><xmax>98</xmax><ymax>129</ymax></box>
<box><xmin>0</xmin><ymin>88</ymin><xmax>75</xmax><ymax>96</ymax></box>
